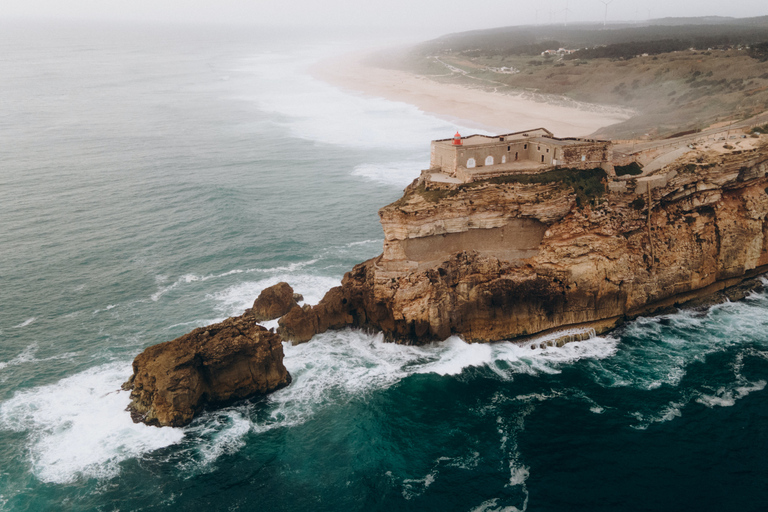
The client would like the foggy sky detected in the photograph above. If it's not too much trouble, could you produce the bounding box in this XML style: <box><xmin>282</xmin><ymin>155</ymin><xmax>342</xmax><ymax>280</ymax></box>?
<box><xmin>3</xmin><ymin>0</ymin><xmax>767</xmax><ymax>35</ymax></box>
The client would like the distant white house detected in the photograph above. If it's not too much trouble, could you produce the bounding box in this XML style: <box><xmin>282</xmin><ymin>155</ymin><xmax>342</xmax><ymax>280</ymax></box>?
<box><xmin>541</xmin><ymin>48</ymin><xmax>577</xmax><ymax>56</ymax></box>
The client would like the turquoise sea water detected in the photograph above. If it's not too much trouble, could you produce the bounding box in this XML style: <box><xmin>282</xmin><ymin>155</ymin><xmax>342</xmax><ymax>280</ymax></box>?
<box><xmin>1</xmin><ymin>21</ymin><xmax>767</xmax><ymax>511</ymax></box>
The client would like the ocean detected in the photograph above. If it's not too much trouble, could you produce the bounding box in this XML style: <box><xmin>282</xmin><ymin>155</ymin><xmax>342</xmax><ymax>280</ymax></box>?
<box><xmin>1</xmin><ymin>21</ymin><xmax>767</xmax><ymax>512</ymax></box>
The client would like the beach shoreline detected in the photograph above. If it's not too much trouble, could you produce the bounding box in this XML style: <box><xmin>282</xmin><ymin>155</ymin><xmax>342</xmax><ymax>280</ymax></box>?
<box><xmin>311</xmin><ymin>51</ymin><xmax>633</xmax><ymax>138</ymax></box>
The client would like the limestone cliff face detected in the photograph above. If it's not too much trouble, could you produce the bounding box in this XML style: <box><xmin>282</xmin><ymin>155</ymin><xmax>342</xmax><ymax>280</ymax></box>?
<box><xmin>278</xmin><ymin>145</ymin><xmax>768</xmax><ymax>345</ymax></box>
<box><xmin>124</xmin><ymin>315</ymin><xmax>291</xmax><ymax>427</ymax></box>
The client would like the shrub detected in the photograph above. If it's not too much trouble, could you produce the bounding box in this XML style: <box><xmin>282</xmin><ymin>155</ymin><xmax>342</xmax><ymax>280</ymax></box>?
<box><xmin>485</xmin><ymin>167</ymin><xmax>608</xmax><ymax>205</ymax></box>
<box><xmin>615</xmin><ymin>162</ymin><xmax>643</xmax><ymax>176</ymax></box>
<box><xmin>748</xmin><ymin>42</ymin><xmax>768</xmax><ymax>62</ymax></box>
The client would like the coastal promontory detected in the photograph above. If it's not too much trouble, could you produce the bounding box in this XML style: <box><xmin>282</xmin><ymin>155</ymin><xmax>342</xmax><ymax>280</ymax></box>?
<box><xmin>279</xmin><ymin>128</ymin><xmax>768</xmax><ymax>345</ymax></box>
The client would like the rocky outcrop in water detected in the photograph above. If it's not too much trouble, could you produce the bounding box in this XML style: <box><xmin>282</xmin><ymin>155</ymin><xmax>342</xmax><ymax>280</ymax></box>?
<box><xmin>123</xmin><ymin>315</ymin><xmax>291</xmax><ymax>427</ymax></box>
<box><xmin>278</xmin><ymin>144</ymin><xmax>768</xmax><ymax>345</ymax></box>
<box><xmin>248</xmin><ymin>282</ymin><xmax>302</xmax><ymax>322</ymax></box>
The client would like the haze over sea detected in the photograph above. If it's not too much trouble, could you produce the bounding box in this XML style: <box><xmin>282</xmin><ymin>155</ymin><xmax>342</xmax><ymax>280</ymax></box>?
<box><xmin>1</xmin><ymin>21</ymin><xmax>767</xmax><ymax>512</ymax></box>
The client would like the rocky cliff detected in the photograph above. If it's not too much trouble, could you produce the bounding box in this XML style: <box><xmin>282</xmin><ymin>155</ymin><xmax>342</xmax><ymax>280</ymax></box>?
<box><xmin>279</xmin><ymin>143</ymin><xmax>768</xmax><ymax>344</ymax></box>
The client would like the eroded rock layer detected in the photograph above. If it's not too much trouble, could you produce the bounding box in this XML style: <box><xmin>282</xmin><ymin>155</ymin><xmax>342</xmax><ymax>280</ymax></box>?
<box><xmin>279</xmin><ymin>145</ymin><xmax>768</xmax><ymax>344</ymax></box>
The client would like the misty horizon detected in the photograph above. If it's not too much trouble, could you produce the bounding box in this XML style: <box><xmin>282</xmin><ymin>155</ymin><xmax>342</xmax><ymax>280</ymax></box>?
<box><xmin>3</xmin><ymin>1</ymin><xmax>767</xmax><ymax>38</ymax></box>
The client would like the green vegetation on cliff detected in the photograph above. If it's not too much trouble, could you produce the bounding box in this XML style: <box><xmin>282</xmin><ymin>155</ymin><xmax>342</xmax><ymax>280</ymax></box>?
<box><xmin>394</xmin><ymin>168</ymin><xmax>607</xmax><ymax>209</ymax></box>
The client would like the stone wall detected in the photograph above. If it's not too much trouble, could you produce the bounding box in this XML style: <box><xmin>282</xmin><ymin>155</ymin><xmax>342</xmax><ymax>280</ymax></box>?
<box><xmin>431</xmin><ymin>137</ymin><xmax>612</xmax><ymax>178</ymax></box>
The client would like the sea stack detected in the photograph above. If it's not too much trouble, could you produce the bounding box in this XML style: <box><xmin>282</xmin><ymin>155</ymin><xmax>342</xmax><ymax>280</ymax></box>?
<box><xmin>123</xmin><ymin>315</ymin><xmax>291</xmax><ymax>427</ymax></box>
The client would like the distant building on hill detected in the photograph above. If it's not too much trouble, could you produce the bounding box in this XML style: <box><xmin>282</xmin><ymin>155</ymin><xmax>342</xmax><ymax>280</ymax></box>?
<box><xmin>541</xmin><ymin>48</ymin><xmax>577</xmax><ymax>56</ymax></box>
<box><xmin>429</xmin><ymin>128</ymin><xmax>613</xmax><ymax>183</ymax></box>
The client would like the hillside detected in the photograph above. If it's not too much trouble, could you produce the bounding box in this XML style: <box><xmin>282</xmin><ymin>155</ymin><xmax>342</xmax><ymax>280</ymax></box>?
<box><xmin>383</xmin><ymin>17</ymin><xmax>768</xmax><ymax>138</ymax></box>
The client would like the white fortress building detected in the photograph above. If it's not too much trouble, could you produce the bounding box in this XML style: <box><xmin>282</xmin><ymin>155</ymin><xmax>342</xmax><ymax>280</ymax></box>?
<box><xmin>429</xmin><ymin>128</ymin><xmax>614</xmax><ymax>183</ymax></box>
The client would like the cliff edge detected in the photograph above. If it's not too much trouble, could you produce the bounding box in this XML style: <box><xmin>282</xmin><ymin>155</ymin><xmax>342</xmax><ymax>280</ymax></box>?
<box><xmin>280</xmin><ymin>140</ymin><xmax>768</xmax><ymax>344</ymax></box>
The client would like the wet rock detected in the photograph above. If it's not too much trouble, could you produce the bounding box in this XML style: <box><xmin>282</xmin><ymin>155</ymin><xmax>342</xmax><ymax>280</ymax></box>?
<box><xmin>249</xmin><ymin>282</ymin><xmax>299</xmax><ymax>322</ymax></box>
<box><xmin>277</xmin><ymin>304</ymin><xmax>318</xmax><ymax>345</ymax></box>
<box><xmin>123</xmin><ymin>315</ymin><xmax>291</xmax><ymax>427</ymax></box>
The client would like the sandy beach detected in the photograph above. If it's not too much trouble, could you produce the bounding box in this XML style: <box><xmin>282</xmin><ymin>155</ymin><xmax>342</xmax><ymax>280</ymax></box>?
<box><xmin>312</xmin><ymin>52</ymin><xmax>632</xmax><ymax>138</ymax></box>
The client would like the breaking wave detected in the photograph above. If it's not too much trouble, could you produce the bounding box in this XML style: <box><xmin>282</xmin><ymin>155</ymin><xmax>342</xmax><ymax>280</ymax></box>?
<box><xmin>0</xmin><ymin>363</ymin><xmax>184</xmax><ymax>484</ymax></box>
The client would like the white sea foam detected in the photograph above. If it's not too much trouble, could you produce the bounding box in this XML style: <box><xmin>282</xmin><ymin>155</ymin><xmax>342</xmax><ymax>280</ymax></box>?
<box><xmin>587</xmin><ymin>311</ymin><xmax>729</xmax><ymax>390</ymax></box>
<box><xmin>508</xmin><ymin>464</ymin><xmax>530</xmax><ymax>487</ymax></box>
<box><xmin>631</xmin><ymin>400</ymin><xmax>688</xmax><ymax>430</ymax></box>
<box><xmin>696</xmin><ymin>351</ymin><xmax>767</xmax><ymax>408</ymax></box>
<box><xmin>93</xmin><ymin>304</ymin><xmax>118</xmax><ymax>315</ymax></box>
<box><xmin>172</xmin><ymin>330</ymin><xmax>617</xmax><ymax>473</ymax></box>
<box><xmin>151</xmin><ymin>262</ymin><xmax>322</xmax><ymax>303</ymax></box>
<box><xmin>401</xmin><ymin>450</ymin><xmax>480</xmax><ymax>500</ymax></box>
<box><xmin>586</xmin><ymin>290</ymin><xmax>768</xmax><ymax>429</ymax></box>
<box><xmin>0</xmin><ymin>363</ymin><xmax>184</xmax><ymax>484</ymax></box>
<box><xmin>13</xmin><ymin>317</ymin><xmax>36</xmax><ymax>328</ymax></box>
<box><xmin>0</xmin><ymin>322</ymin><xmax>621</xmax><ymax>480</ymax></box>
<box><xmin>0</xmin><ymin>344</ymin><xmax>38</xmax><ymax>371</ymax></box>
<box><xmin>487</xmin><ymin>335</ymin><xmax>619</xmax><ymax>379</ymax></box>
<box><xmin>245</xmin><ymin>260</ymin><xmax>319</xmax><ymax>274</ymax></box>
<box><xmin>351</xmin><ymin>160</ymin><xmax>427</xmax><ymax>187</ymax></box>
<box><xmin>414</xmin><ymin>337</ymin><xmax>495</xmax><ymax>376</ymax></box>
<box><xmin>487</xmin><ymin>405</ymin><xmax>532</xmax><ymax>511</ymax></box>
<box><xmin>696</xmin><ymin>379</ymin><xmax>767</xmax><ymax>407</ymax></box>
<box><xmin>180</xmin><ymin>408</ymin><xmax>253</xmax><ymax>472</ymax></box>
<box><xmin>402</xmin><ymin>469</ymin><xmax>438</xmax><ymax>500</ymax></box>
<box><xmin>234</xmin><ymin>50</ymin><xmax>482</xmax><ymax>150</ymax></box>
<box><xmin>471</xmin><ymin>498</ymin><xmax>525</xmax><ymax>512</ymax></box>
<box><xmin>208</xmin><ymin>273</ymin><xmax>341</xmax><ymax>317</ymax></box>
<box><xmin>345</xmin><ymin>239</ymin><xmax>380</xmax><ymax>248</ymax></box>
<box><xmin>437</xmin><ymin>451</ymin><xmax>481</xmax><ymax>470</ymax></box>
<box><xmin>274</xmin><ymin>332</ymin><xmax>617</xmax><ymax>427</ymax></box>
<box><xmin>0</xmin><ymin>344</ymin><xmax>76</xmax><ymax>376</ymax></box>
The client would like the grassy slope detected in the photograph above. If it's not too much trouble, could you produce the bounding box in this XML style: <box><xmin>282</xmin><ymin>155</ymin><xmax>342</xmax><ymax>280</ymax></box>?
<box><xmin>385</xmin><ymin>18</ymin><xmax>768</xmax><ymax>138</ymax></box>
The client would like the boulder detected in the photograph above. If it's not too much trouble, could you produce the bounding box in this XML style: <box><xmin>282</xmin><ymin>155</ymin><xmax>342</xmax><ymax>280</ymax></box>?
<box><xmin>277</xmin><ymin>304</ymin><xmax>318</xmax><ymax>345</ymax></box>
<box><xmin>248</xmin><ymin>282</ymin><xmax>300</xmax><ymax>322</ymax></box>
<box><xmin>123</xmin><ymin>315</ymin><xmax>291</xmax><ymax>427</ymax></box>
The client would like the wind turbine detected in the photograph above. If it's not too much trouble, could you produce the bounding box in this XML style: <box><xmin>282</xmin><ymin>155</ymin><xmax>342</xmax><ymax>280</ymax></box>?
<box><xmin>600</xmin><ymin>0</ymin><xmax>614</xmax><ymax>27</ymax></box>
<box><xmin>563</xmin><ymin>0</ymin><xmax>572</xmax><ymax>27</ymax></box>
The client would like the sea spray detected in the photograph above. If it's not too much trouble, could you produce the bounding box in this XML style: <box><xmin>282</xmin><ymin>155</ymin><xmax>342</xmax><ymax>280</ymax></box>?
<box><xmin>0</xmin><ymin>363</ymin><xmax>184</xmax><ymax>484</ymax></box>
